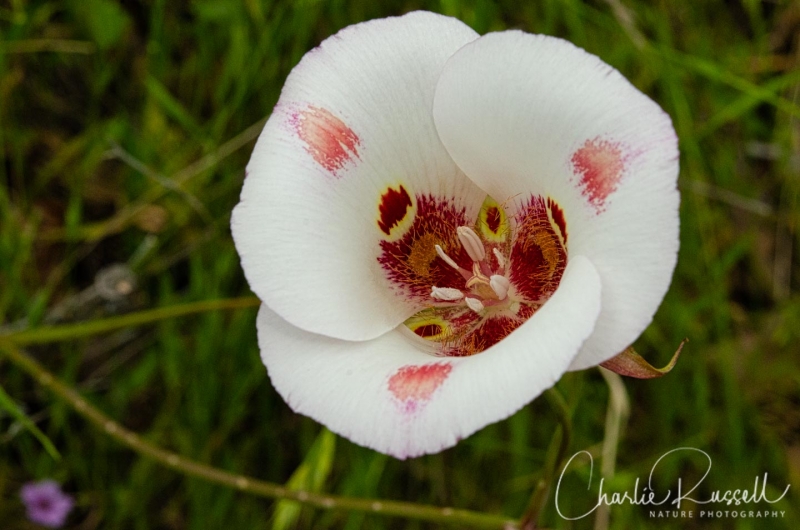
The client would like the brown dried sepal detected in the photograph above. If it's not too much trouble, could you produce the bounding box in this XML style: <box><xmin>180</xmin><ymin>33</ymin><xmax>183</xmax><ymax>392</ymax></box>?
<box><xmin>600</xmin><ymin>339</ymin><xmax>688</xmax><ymax>379</ymax></box>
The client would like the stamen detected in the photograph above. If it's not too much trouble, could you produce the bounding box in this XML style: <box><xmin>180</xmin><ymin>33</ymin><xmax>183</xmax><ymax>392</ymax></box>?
<box><xmin>464</xmin><ymin>297</ymin><xmax>484</xmax><ymax>314</ymax></box>
<box><xmin>493</xmin><ymin>248</ymin><xmax>506</xmax><ymax>269</ymax></box>
<box><xmin>457</xmin><ymin>226</ymin><xmax>486</xmax><ymax>262</ymax></box>
<box><xmin>489</xmin><ymin>275</ymin><xmax>510</xmax><ymax>300</ymax></box>
<box><xmin>435</xmin><ymin>244</ymin><xmax>460</xmax><ymax>270</ymax></box>
<box><xmin>436</xmin><ymin>244</ymin><xmax>476</xmax><ymax>281</ymax></box>
<box><xmin>431</xmin><ymin>286</ymin><xmax>464</xmax><ymax>301</ymax></box>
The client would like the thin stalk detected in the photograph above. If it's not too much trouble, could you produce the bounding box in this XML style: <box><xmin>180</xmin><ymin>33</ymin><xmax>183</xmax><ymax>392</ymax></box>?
<box><xmin>595</xmin><ymin>368</ymin><xmax>630</xmax><ymax>530</ymax></box>
<box><xmin>1</xmin><ymin>297</ymin><xmax>260</xmax><ymax>345</ymax></box>
<box><xmin>544</xmin><ymin>388</ymin><xmax>573</xmax><ymax>474</ymax></box>
<box><xmin>0</xmin><ymin>342</ymin><xmax>518</xmax><ymax>530</ymax></box>
<box><xmin>519</xmin><ymin>387</ymin><xmax>573</xmax><ymax>530</ymax></box>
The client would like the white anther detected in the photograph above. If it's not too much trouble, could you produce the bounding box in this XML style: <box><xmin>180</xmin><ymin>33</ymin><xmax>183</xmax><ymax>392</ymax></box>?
<box><xmin>435</xmin><ymin>244</ymin><xmax>460</xmax><ymax>270</ymax></box>
<box><xmin>457</xmin><ymin>226</ymin><xmax>486</xmax><ymax>262</ymax></box>
<box><xmin>493</xmin><ymin>248</ymin><xmax>506</xmax><ymax>269</ymax></box>
<box><xmin>431</xmin><ymin>286</ymin><xmax>464</xmax><ymax>301</ymax></box>
<box><xmin>464</xmin><ymin>297</ymin><xmax>484</xmax><ymax>314</ymax></box>
<box><xmin>489</xmin><ymin>275</ymin><xmax>510</xmax><ymax>300</ymax></box>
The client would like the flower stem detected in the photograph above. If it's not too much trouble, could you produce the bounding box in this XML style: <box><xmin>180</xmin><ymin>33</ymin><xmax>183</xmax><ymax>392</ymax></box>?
<box><xmin>518</xmin><ymin>387</ymin><xmax>573</xmax><ymax>530</ymax></box>
<box><xmin>595</xmin><ymin>367</ymin><xmax>630</xmax><ymax>530</ymax></box>
<box><xmin>1</xmin><ymin>297</ymin><xmax>261</xmax><ymax>346</ymax></box>
<box><xmin>0</xmin><ymin>342</ymin><xmax>518</xmax><ymax>529</ymax></box>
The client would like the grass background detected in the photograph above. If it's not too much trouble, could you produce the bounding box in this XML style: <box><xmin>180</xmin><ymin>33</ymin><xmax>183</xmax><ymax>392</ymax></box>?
<box><xmin>1</xmin><ymin>0</ymin><xmax>799</xmax><ymax>528</ymax></box>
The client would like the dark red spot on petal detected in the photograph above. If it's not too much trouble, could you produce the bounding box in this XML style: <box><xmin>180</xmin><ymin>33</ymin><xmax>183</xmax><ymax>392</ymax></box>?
<box><xmin>413</xmin><ymin>324</ymin><xmax>443</xmax><ymax>338</ymax></box>
<box><xmin>405</xmin><ymin>306</ymin><xmax>481</xmax><ymax>352</ymax></box>
<box><xmin>388</xmin><ymin>363</ymin><xmax>452</xmax><ymax>402</ymax></box>
<box><xmin>571</xmin><ymin>138</ymin><xmax>625</xmax><ymax>211</ymax></box>
<box><xmin>378</xmin><ymin>185</ymin><xmax>412</xmax><ymax>235</ymax></box>
<box><xmin>291</xmin><ymin>106</ymin><xmax>360</xmax><ymax>175</ymax></box>
<box><xmin>547</xmin><ymin>198</ymin><xmax>568</xmax><ymax>244</ymax></box>
<box><xmin>486</xmin><ymin>206</ymin><xmax>501</xmax><ymax>233</ymax></box>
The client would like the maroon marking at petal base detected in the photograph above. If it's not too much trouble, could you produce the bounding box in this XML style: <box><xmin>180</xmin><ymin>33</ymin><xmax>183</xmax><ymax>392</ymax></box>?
<box><xmin>413</xmin><ymin>324</ymin><xmax>443</xmax><ymax>338</ymax></box>
<box><xmin>446</xmin><ymin>315</ymin><xmax>527</xmax><ymax>357</ymax></box>
<box><xmin>378</xmin><ymin>185</ymin><xmax>412</xmax><ymax>235</ymax></box>
<box><xmin>378</xmin><ymin>194</ymin><xmax>471</xmax><ymax>302</ymax></box>
<box><xmin>571</xmin><ymin>138</ymin><xmax>625</xmax><ymax>211</ymax></box>
<box><xmin>547</xmin><ymin>198</ymin><xmax>568</xmax><ymax>244</ymax></box>
<box><xmin>509</xmin><ymin>196</ymin><xmax>567</xmax><ymax>303</ymax></box>
<box><xmin>388</xmin><ymin>363</ymin><xmax>452</xmax><ymax>402</ymax></box>
<box><xmin>486</xmin><ymin>206</ymin><xmax>501</xmax><ymax>234</ymax></box>
<box><xmin>290</xmin><ymin>106</ymin><xmax>360</xmax><ymax>175</ymax></box>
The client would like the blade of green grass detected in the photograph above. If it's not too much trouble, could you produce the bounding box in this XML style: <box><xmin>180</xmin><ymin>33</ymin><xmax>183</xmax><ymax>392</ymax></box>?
<box><xmin>658</xmin><ymin>46</ymin><xmax>800</xmax><ymax>120</ymax></box>
<box><xmin>1</xmin><ymin>296</ymin><xmax>260</xmax><ymax>345</ymax></box>
<box><xmin>273</xmin><ymin>428</ymin><xmax>337</xmax><ymax>530</ymax></box>
<box><xmin>697</xmin><ymin>68</ymin><xmax>800</xmax><ymax>138</ymax></box>
<box><xmin>144</xmin><ymin>74</ymin><xmax>205</xmax><ymax>140</ymax></box>
<box><xmin>0</xmin><ymin>383</ymin><xmax>60</xmax><ymax>460</ymax></box>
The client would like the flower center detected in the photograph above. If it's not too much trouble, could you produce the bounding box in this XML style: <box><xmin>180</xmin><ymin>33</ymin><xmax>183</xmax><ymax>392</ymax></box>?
<box><xmin>430</xmin><ymin>226</ymin><xmax>513</xmax><ymax>313</ymax></box>
<box><xmin>378</xmin><ymin>193</ymin><xmax>568</xmax><ymax>357</ymax></box>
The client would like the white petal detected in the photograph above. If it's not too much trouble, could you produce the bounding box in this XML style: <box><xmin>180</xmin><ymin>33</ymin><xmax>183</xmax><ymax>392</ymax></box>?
<box><xmin>433</xmin><ymin>31</ymin><xmax>679</xmax><ymax>370</ymax></box>
<box><xmin>233</xmin><ymin>12</ymin><xmax>485</xmax><ymax>341</ymax></box>
<box><xmin>257</xmin><ymin>255</ymin><xmax>601</xmax><ymax>459</ymax></box>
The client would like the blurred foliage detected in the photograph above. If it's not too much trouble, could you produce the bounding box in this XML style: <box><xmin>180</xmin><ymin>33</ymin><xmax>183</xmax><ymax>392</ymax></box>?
<box><xmin>1</xmin><ymin>0</ymin><xmax>799</xmax><ymax>528</ymax></box>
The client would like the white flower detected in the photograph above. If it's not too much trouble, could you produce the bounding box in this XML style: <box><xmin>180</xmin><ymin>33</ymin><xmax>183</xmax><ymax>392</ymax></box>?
<box><xmin>231</xmin><ymin>11</ymin><xmax>679</xmax><ymax>459</ymax></box>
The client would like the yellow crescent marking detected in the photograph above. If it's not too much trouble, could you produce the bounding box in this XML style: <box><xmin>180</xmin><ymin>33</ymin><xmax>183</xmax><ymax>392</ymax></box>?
<box><xmin>476</xmin><ymin>195</ymin><xmax>510</xmax><ymax>243</ymax></box>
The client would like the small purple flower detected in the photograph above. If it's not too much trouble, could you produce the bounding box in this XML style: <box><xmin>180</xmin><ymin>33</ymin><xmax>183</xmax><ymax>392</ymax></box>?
<box><xmin>20</xmin><ymin>480</ymin><xmax>74</xmax><ymax>528</ymax></box>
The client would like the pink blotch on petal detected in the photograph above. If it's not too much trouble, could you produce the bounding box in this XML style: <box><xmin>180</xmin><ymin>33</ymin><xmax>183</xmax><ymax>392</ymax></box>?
<box><xmin>388</xmin><ymin>363</ymin><xmax>452</xmax><ymax>406</ymax></box>
<box><xmin>571</xmin><ymin>137</ymin><xmax>625</xmax><ymax>211</ymax></box>
<box><xmin>290</xmin><ymin>105</ymin><xmax>360</xmax><ymax>175</ymax></box>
